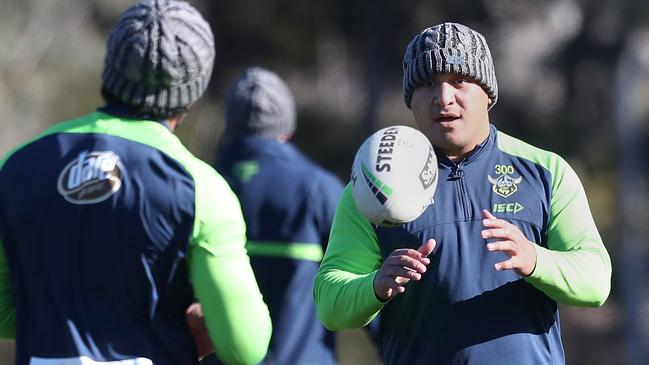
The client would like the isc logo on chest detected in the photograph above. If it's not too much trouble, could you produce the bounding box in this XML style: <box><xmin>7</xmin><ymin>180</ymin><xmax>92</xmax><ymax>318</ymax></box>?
<box><xmin>57</xmin><ymin>150</ymin><xmax>123</xmax><ymax>205</ymax></box>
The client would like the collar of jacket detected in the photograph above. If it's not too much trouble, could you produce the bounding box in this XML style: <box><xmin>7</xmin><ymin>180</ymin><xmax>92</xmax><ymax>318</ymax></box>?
<box><xmin>97</xmin><ymin>102</ymin><xmax>170</xmax><ymax>130</ymax></box>
<box><xmin>220</xmin><ymin>136</ymin><xmax>298</xmax><ymax>161</ymax></box>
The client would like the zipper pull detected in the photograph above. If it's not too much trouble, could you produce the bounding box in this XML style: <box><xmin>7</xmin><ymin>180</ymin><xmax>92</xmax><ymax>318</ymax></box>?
<box><xmin>449</xmin><ymin>165</ymin><xmax>465</xmax><ymax>180</ymax></box>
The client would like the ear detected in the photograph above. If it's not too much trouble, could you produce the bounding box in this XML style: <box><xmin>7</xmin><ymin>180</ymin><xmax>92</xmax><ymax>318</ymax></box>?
<box><xmin>276</xmin><ymin>133</ymin><xmax>293</xmax><ymax>143</ymax></box>
<box><xmin>166</xmin><ymin>113</ymin><xmax>187</xmax><ymax>133</ymax></box>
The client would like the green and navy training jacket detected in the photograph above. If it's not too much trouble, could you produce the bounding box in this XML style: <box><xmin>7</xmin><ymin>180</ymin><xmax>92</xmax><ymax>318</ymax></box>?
<box><xmin>0</xmin><ymin>110</ymin><xmax>271</xmax><ymax>365</ymax></box>
<box><xmin>315</xmin><ymin>124</ymin><xmax>611</xmax><ymax>365</ymax></box>
<box><xmin>216</xmin><ymin>137</ymin><xmax>343</xmax><ymax>365</ymax></box>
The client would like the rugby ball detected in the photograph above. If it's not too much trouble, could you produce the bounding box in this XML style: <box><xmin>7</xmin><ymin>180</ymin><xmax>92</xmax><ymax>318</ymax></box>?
<box><xmin>350</xmin><ymin>125</ymin><xmax>438</xmax><ymax>226</ymax></box>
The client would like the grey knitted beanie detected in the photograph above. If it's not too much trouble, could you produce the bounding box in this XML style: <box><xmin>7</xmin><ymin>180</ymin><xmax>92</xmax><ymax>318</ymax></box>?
<box><xmin>101</xmin><ymin>0</ymin><xmax>215</xmax><ymax>118</ymax></box>
<box><xmin>403</xmin><ymin>22</ymin><xmax>498</xmax><ymax>110</ymax></box>
<box><xmin>225</xmin><ymin>67</ymin><xmax>296</xmax><ymax>139</ymax></box>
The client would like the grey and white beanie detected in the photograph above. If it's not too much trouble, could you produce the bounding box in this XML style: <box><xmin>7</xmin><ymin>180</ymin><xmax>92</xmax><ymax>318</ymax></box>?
<box><xmin>101</xmin><ymin>0</ymin><xmax>215</xmax><ymax>118</ymax></box>
<box><xmin>403</xmin><ymin>22</ymin><xmax>498</xmax><ymax>109</ymax></box>
<box><xmin>225</xmin><ymin>67</ymin><xmax>296</xmax><ymax>139</ymax></box>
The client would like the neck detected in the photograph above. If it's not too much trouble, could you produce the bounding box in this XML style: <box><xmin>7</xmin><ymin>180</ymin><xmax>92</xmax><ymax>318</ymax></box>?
<box><xmin>166</xmin><ymin>114</ymin><xmax>185</xmax><ymax>132</ymax></box>
<box><xmin>444</xmin><ymin>125</ymin><xmax>491</xmax><ymax>163</ymax></box>
<box><xmin>444</xmin><ymin>147</ymin><xmax>476</xmax><ymax>163</ymax></box>
<box><xmin>446</xmin><ymin>153</ymin><xmax>466</xmax><ymax>163</ymax></box>
<box><xmin>276</xmin><ymin>133</ymin><xmax>292</xmax><ymax>143</ymax></box>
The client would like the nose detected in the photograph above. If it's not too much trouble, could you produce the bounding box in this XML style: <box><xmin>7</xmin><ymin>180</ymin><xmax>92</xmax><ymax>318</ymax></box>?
<box><xmin>433</xmin><ymin>82</ymin><xmax>456</xmax><ymax>107</ymax></box>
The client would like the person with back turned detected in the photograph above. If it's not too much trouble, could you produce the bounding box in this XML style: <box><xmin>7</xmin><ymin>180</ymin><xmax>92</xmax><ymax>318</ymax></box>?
<box><xmin>215</xmin><ymin>67</ymin><xmax>343</xmax><ymax>365</ymax></box>
<box><xmin>0</xmin><ymin>1</ymin><xmax>271</xmax><ymax>364</ymax></box>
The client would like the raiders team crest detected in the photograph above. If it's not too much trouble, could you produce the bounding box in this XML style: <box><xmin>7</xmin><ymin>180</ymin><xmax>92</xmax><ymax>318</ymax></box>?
<box><xmin>488</xmin><ymin>173</ymin><xmax>522</xmax><ymax>198</ymax></box>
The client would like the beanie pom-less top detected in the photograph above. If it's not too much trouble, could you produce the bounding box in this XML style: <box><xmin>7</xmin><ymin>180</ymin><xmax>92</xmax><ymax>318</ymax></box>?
<box><xmin>403</xmin><ymin>23</ymin><xmax>498</xmax><ymax>110</ymax></box>
<box><xmin>224</xmin><ymin>67</ymin><xmax>296</xmax><ymax>139</ymax></box>
<box><xmin>101</xmin><ymin>0</ymin><xmax>215</xmax><ymax>119</ymax></box>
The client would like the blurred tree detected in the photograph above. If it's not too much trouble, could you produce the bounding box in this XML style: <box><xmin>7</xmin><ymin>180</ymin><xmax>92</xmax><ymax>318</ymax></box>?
<box><xmin>2</xmin><ymin>0</ymin><xmax>649</xmax><ymax>363</ymax></box>
<box><xmin>614</xmin><ymin>27</ymin><xmax>649</xmax><ymax>365</ymax></box>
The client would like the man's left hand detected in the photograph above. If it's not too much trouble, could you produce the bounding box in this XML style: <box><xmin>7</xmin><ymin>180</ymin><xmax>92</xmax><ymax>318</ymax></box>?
<box><xmin>480</xmin><ymin>209</ymin><xmax>537</xmax><ymax>276</ymax></box>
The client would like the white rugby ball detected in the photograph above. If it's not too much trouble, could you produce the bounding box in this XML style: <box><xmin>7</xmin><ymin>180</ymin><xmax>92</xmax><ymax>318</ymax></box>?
<box><xmin>350</xmin><ymin>125</ymin><xmax>438</xmax><ymax>226</ymax></box>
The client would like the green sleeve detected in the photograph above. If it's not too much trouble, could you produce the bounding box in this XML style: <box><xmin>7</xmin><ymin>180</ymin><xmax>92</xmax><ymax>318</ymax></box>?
<box><xmin>188</xmin><ymin>164</ymin><xmax>271</xmax><ymax>365</ymax></box>
<box><xmin>0</xmin><ymin>240</ymin><xmax>15</xmax><ymax>338</ymax></box>
<box><xmin>525</xmin><ymin>157</ymin><xmax>612</xmax><ymax>307</ymax></box>
<box><xmin>314</xmin><ymin>184</ymin><xmax>385</xmax><ymax>330</ymax></box>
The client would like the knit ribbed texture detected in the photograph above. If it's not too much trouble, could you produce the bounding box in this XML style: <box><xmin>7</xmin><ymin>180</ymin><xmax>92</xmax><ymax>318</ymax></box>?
<box><xmin>403</xmin><ymin>23</ymin><xmax>498</xmax><ymax>109</ymax></box>
<box><xmin>101</xmin><ymin>0</ymin><xmax>215</xmax><ymax>118</ymax></box>
<box><xmin>225</xmin><ymin>67</ymin><xmax>296</xmax><ymax>139</ymax></box>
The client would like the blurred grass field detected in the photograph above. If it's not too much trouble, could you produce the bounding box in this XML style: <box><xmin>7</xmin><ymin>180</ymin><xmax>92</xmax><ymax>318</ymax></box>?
<box><xmin>337</xmin><ymin>328</ymin><xmax>382</xmax><ymax>365</ymax></box>
<box><xmin>0</xmin><ymin>339</ymin><xmax>14</xmax><ymax>364</ymax></box>
<box><xmin>0</xmin><ymin>335</ymin><xmax>380</xmax><ymax>365</ymax></box>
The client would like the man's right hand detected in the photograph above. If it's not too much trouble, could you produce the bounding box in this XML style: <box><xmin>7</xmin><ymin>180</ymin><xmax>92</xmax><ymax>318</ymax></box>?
<box><xmin>373</xmin><ymin>239</ymin><xmax>436</xmax><ymax>301</ymax></box>
<box><xmin>186</xmin><ymin>302</ymin><xmax>215</xmax><ymax>360</ymax></box>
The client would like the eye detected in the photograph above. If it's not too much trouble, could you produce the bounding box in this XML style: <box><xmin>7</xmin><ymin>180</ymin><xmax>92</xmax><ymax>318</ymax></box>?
<box><xmin>452</xmin><ymin>77</ymin><xmax>467</xmax><ymax>85</ymax></box>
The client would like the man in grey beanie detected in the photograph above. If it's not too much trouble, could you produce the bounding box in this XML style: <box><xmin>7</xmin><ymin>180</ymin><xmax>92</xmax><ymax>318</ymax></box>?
<box><xmin>214</xmin><ymin>66</ymin><xmax>344</xmax><ymax>365</ymax></box>
<box><xmin>0</xmin><ymin>1</ymin><xmax>271</xmax><ymax>364</ymax></box>
<box><xmin>316</xmin><ymin>22</ymin><xmax>611</xmax><ymax>365</ymax></box>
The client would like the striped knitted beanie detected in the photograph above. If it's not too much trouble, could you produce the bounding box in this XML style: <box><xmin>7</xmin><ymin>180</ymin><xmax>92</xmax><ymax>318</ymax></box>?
<box><xmin>225</xmin><ymin>67</ymin><xmax>296</xmax><ymax>139</ymax></box>
<box><xmin>101</xmin><ymin>0</ymin><xmax>215</xmax><ymax>118</ymax></box>
<box><xmin>403</xmin><ymin>23</ymin><xmax>498</xmax><ymax>110</ymax></box>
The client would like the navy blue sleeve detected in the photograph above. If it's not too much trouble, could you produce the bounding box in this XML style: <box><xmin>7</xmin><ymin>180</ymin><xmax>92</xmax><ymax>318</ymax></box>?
<box><xmin>310</xmin><ymin>169</ymin><xmax>344</xmax><ymax>249</ymax></box>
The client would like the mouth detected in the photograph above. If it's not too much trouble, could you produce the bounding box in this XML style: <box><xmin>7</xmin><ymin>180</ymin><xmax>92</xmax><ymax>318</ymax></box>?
<box><xmin>434</xmin><ymin>114</ymin><xmax>461</xmax><ymax>124</ymax></box>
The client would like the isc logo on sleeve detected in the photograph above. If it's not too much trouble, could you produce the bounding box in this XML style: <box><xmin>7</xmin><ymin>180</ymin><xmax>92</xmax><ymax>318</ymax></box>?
<box><xmin>57</xmin><ymin>150</ymin><xmax>123</xmax><ymax>205</ymax></box>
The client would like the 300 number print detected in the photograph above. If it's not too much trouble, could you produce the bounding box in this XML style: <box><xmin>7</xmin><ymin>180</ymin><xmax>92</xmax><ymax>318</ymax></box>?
<box><xmin>494</xmin><ymin>165</ymin><xmax>514</xmax><ymax>175</ymax></box>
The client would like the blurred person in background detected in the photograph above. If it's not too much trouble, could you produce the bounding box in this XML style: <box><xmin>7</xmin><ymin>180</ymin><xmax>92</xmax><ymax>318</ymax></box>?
<box><xmin>0</xmin><ymin>0</ymin><xmax>270</xmax><ymax>364</ymax></box>
<box><xmin>213</xmin><ymin>66</ymin><xmax>343</xmax><ymax>365</ymax></box>
<box><xmin>315</xmin><ymin>22</ymin><xmax>611</xmax><ymax>364</ymax></box>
